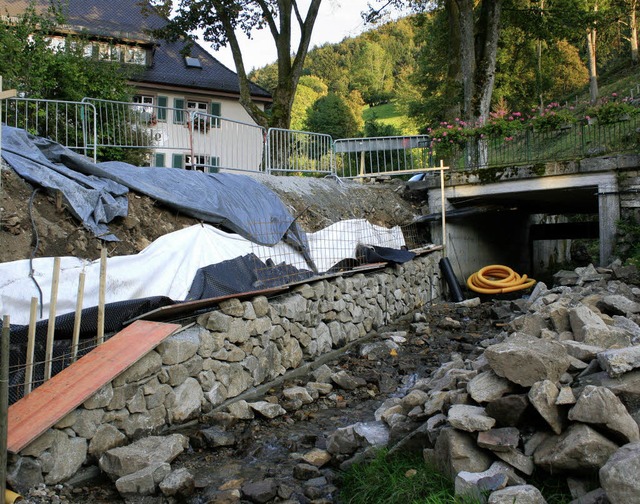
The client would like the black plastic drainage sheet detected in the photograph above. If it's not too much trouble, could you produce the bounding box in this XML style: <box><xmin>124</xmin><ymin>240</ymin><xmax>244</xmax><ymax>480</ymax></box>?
<box><xmin>1</xmin><ymin>125</ymin><xmax>311</xmax><ymax>256</ymax></box>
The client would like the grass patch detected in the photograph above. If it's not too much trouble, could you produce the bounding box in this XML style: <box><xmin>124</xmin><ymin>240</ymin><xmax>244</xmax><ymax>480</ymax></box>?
<box><xmin>338</xmin><ymin>450</ymin><xmax>480</xmax><ymax>504</ymax></box>
<box><xmin>339</xmin><ymin>450</ymin><xmax>576</xmax><ymax>504</ymax></box>
<box><xmin>363</xmin><ymin>103</ymin><xmax>419</xmax><ymax>135</ymax></box>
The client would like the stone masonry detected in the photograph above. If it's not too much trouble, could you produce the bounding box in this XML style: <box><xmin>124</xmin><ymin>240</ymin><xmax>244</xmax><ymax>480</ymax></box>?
<box><xmin>7</xmin><ymin>253</ymin><xmax>442</xmax><ymax>494</ymax></box>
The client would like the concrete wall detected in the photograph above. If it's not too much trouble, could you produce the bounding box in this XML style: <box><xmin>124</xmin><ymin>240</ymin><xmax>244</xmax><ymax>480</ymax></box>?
<box><xmin>429</xmin><ymin>212</ymin><xmax>531</xmax><ymax>281</ymax></box>
<box><xmin>8</xmin><ymin>253</ymin><xmax>442</xmax><ymax>488</ymax></box>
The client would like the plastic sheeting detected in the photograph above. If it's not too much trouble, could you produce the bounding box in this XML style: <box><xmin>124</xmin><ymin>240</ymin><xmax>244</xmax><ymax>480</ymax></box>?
<box><xmin>0</xmin><ymin>220</ymin><xmax>407</xmax><ymax>325</ymax></box>
<box><xmin>1</xmin><ymin>125</ymin><xmax>128</xmax><ymax>241</ymax></box>
<box><xmin>0</xmin><ymin>126</ymin><xmax>311</xmax><ymax>259</ymax></box>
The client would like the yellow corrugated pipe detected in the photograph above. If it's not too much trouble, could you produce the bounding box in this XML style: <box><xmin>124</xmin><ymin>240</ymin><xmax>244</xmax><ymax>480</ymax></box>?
<box><xmin>6</xmin><ymin>489</ymin><xmax>23</xmax><ymax>503</ymax></box>
<box><xmin>467</xmin><ymin>265</ymin><xmax>536</xmax><ymax>294</ymax></box>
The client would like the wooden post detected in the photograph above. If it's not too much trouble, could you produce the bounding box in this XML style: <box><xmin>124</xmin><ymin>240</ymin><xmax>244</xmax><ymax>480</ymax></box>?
<box><xmin>440</xmin><ymin>159</ymin><xmax>446</xmax><ymax>253</ymax></box>
<box><xmin>55</xmin><ymin>190</ymin><xmax>63</xmax><ymax>212</ymax></box>
<box><xmin>97</xmin><ymin>247</ymin><xmax>107</xmax><ymax>345</ymax></box>
<box><xmin>71</xmin><ymin>271</ymin><xmax>85</xmax><ymax>362</ymax></box>
<box><xmin>44</xmin><ymin>257</ymin><xmax>61</xmax><ymax>381</ymax></box>
<box><xmin>24</xmin><ymin>297</ymin><xmax>37</xmax><ymax>395</ymax></box>
<box><xmin>1</xmin><ymin>315</ymin><xmax>10</xmax><ymax>504</ymax></box>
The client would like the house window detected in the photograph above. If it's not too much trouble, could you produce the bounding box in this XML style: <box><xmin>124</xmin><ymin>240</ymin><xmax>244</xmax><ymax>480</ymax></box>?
<box><xmin>187</xmin><ymin>100</ymin><xmax>221</xmax><ymax>131</ymax></box>
<box><xmin>185</xmin><ymin>154</ymin><xmax>219</xmax><ymax>173</ymax></box>
<box><xmin>186</xmin><ymin>100</ymin><xmax>208</xmax><ymax>112</ymax></box>
<box><xmin>133</xmin><ymin>95</ymin><xmax>155</xmax><ymax>125</ymax></box>
<box><xmin>125</xmin><ymin>46</ymin><xmax>147</xmax><ymax>65</ymax></box>
<box><xmin>98</xmin><ymin>43</ymin><xmax>122</xmax><ymax>62</ymax></box>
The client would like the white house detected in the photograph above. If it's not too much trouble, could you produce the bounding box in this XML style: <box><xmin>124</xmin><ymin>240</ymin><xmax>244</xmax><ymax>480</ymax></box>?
<box><xmin>1</xmin><ymin>0</ymin><xmax>272</xmax><ymax>172</ymax></box>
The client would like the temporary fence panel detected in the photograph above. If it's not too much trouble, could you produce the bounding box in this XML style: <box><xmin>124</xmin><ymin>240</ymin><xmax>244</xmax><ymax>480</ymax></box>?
<box><xmin>334</xmin><ymin>135</ymin><xmax>432</xmax><ymax>179</ymax></box>
<box><xmin>266</xmin><ymin>128</ymin><xmax>334</xmax><ymax>175</ymax></box>
<box><xmin>1</xmin><ymin>97</ymin><xmax>97</xmax><ymax>161</ymax></box>
<box><xmin>189</xmin><ymin>111</ymin><xmax>266</xmax><ymax>173</ymax></box>
<box><xmin>82</xmin><ymin>97</ymin><xmax>191</xmax><ymax>163</ymax></box>
<box><xmin>82</xmin><ymin>98</ymin><xmax>266</xmax><ymax>173</ymax></box>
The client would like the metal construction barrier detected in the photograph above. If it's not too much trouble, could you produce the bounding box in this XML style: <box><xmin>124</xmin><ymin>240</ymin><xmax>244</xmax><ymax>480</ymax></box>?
<box><xmin>190</xmin><ymin>111</ymin><xmax>266</xmax><ymax>173</ymax></box>
<box><xmin>334</xmin><ymin>135</ymin><xmax>432</xmax><ymax>179</ymax></box>
<box><xmin>266</xmin><ymin>128</ymin><xmax>334</xmax><ymax>175</ymax></box>
<box><xmin>82</xmin><ymin>98</ymin><xmax>266</xmax><ymax>173</ymax></box>
<box><xmin>1</xmin><ymin>97</ymin><xmax>97</xmax><ymax>161</ymax></box>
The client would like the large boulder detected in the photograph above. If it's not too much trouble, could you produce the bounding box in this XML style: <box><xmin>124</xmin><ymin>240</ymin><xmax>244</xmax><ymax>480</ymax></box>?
<box><xmin>484</xmin><ymin>333</ymin><xmax>571</xmax><ymax>387</ymax></box>
<box><xmin>568</xmin><ymin>386</ymin><xmax>639</xmax><ymax>444</ymax></box>
<box><xmin>533</xmin><ymin>424</ymin><xmax>619</xmax><ymax>473</ymax></box>
<box><xmin>600</xmin><ymin>442</ymin><xmax>640</xmax><ymax>504</ymax></box>
<box><xmin>99</xmin><ymin>434</ymin><xmax>188</xmax><ymax>480</ymax></box>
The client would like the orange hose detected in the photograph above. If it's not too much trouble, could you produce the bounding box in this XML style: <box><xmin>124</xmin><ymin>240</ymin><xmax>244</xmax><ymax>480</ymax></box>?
<box><xmin>467</xmin><ymin>265</ymin><xmax>536</xmax><ymax>294</ymax></box>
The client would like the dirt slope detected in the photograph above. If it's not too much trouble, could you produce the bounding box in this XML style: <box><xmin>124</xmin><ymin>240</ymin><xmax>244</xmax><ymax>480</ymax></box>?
<box><xmin>0</xmin><ymin>165</ymin><xmax>424</xmax><ymax>264</ymax></box>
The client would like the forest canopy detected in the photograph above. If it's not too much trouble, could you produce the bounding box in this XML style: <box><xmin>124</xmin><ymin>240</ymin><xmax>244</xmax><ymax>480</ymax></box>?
<box><xmin>249</xmin><ymin>0</ymin><xmax>639</xmax><ymax>139</ymax></box>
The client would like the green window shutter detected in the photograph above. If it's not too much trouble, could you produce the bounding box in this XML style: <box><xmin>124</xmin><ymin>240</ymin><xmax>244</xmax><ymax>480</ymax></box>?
<box><xmin>210</xmin><ymin>102</ymin><xmax>221</xmax><ymax>128</ymax></box>
<box><xmin>173</xmin><ymin>98</ymin><xmax>185</xmax><ymax>124</ymax></box>
<box><xmin>208</xmin><ymin>156</ymin><xmax>220</xmax><ymax>173</ymax></box>
<box><xmin>154</xmin><ymin>153</ymin><xmax>165</xmax><ymax>167</ymax></box>
<box><xmin>171</xmin><ymin>153</ymin><xmax>184</xmax><ymax>169</ymax></box>
<box><xmin>157</xmin><ymin>96</ymin><xmax>167</xmax><ymax>121</ymax></box>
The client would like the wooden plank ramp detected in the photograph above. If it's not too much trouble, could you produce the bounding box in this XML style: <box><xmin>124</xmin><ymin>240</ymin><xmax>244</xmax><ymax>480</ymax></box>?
<box><xmin>7</xmin><ymin>320</ymin><xmax>181</xmax><ymax>454</ymax></box>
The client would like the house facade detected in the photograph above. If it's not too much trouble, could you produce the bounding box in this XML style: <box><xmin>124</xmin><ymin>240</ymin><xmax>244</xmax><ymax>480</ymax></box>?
<box><xmin>1</xmin><ymin>0</ymin><xmax>272</xmax><ymax>172</ymax></box>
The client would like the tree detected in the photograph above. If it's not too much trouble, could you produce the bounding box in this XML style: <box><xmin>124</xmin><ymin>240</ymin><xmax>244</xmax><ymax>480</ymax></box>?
<box><xmin>150</xmin><ymin>0</ymin><xmax>322</xmax><ymax>129</ymax></box>
<box><xmin>290</xmin><ymin>75</ymin><xmax>327</xmax><ymax>130</ymax></box>
<box><xmin>368</xmin><ymin>1</ymin><xmax>502</xmax><ymax>127</ymax></box>
<box><xmin>305</xmin><ymin>92</ymin><xmax>362</xmax><ymax>139</ymax></box>
<box><xmin>0</xmin><ymin>4</ymin><xmax>136</xmax><ymax>101</ymax></box>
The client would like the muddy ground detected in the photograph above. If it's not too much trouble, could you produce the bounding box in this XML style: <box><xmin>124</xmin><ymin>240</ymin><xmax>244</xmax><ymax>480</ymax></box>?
<box><xmin>21</xmin><ymin>299</ymin><xmax>499</xmax><ymax>504</ymax></box>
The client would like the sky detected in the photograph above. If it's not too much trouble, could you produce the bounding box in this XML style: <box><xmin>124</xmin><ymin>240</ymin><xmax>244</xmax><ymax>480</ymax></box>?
<box><xmin>202</xmin><ymin>0</ymin><xmax>409</xmax><ymax>71</ymax></box>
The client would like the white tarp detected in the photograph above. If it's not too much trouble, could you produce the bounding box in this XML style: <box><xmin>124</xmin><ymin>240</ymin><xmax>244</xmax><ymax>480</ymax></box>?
<box><xmin>0</xmin><ymin>219</ymin><xmax>405</xmax><ymax>325</ymax></box>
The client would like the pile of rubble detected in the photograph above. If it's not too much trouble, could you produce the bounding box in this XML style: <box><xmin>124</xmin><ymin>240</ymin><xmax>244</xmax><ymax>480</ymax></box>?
<box><xmin>328</xmin><ymin>261</ymin><xmax>640</xmax><ymax>503</ymax></box>
<box><xmin>16</xmin><ymin>261</ymin><xmax>640</xmax><ymax>503</ymax></box>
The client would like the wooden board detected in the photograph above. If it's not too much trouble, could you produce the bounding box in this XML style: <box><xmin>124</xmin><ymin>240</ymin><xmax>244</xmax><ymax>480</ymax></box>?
<box><xmin>7</xmin><ymin>320</ymin><xmax>181</xmax><ymax>454</ymax></box>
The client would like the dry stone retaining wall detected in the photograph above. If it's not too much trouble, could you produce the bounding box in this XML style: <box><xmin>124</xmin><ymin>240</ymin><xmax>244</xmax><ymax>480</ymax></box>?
<box><xmin>7</xmin><ymin>253</ymin><xmax>442</xmax><ymax>491</ymax></box>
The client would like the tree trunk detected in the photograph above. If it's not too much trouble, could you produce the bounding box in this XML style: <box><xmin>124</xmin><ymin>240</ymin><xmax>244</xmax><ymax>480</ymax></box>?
<box><xmin>631</xmin><ymin>0</ymin><xmax>638</xmax><ymax>63</ymax></box>
<box><xmin>453</xmin><ymin>0</ymin><xmax>501</xmax><ymax>168</ymax></box>
<box><xmin>455</xmin><ymin>0</ymin><xmax>476</xmax><ymax>124</ymax></box>
<box><xmin>475</xmin><ymin>0</ymin><xmax>502</xmax><ymax>123</ymax></box>
<box><xmin>587</xmin><ymin>2</ymin><xmax>599</xmax><ymax>105</ymax></box>
<box><xmin>445</xmin><ymin>0</ymin><xmax>462</xmax><ymax>121</ymax></box>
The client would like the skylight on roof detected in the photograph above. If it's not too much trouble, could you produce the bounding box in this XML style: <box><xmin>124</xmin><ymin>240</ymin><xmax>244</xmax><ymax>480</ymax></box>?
<box><xmin>185</xmin><ymin>56</ymin><xmax>202</xmax><ymax>68</ymax></box>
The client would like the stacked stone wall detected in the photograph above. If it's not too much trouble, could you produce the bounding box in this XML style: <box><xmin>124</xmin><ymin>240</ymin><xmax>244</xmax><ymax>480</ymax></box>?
<box><xmin>8</xmin><ymin>253</ymin><xmax>442</xmax><ymax>487</ymax></box>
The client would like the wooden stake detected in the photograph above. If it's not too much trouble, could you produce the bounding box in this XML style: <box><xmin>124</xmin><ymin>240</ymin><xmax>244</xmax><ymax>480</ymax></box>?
<box><xmin>1</xmin><ymin>315</ymin><xmax>10</xmax><ymax>504</ymax></box>
<box><xmin>97</xmin><ymin>247</ymin><xmax>107</xmax><ymax>345</ymax></box>
<box><xmin>71</xmin><ymin>271</ymin><xmax>85</xmax><ymax>362</ymax></box>
<box><xmin>54</xmin><ymin>191</ymin><xmax>63</xmax><ymax>212</ymax></box>
<box><xmin>44</xmin><ymin>257</ymin><xmax>61</xmax><ymax>381</ymax></box>
<box><xmin>24</xmin><ymin>297</ymin><xmax>37</xmax><ymax>395</ymax></box>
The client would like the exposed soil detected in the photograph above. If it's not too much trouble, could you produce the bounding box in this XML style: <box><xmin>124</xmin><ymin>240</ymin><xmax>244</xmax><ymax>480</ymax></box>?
<box><xmin>0</xmin><ymin>165</ymin><xmax>424</xmax><ymax>264</ymax></box>
<box><xmin>20</xmin><ymin>300</ymin><xmax>499</xmax><ymax>504</ymax></box>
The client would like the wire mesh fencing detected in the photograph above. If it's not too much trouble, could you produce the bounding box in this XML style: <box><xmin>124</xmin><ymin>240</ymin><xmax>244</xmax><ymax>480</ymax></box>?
<box><xmin>335</xmin><ymin>135</ymin><xmax>432</xmax><ymax>179</ymax></box>
<box><xmin>82</xmin><ymin>98</ymin><xmax>267</xmax><ymax>172</ymax></box>
<box><xmin>1</xmin><ymin>97</ymin><xmax>97</xmax><ymax>161</ymax></box>
<box><xmin>249</xmin><ymin>218</ymin><xmax>430</xmax><ymax>285</ymax></box>
<box><xmin>266</xmin><ymin>128</ymin><xmax>334</xmax><ymax>175</ymax></box>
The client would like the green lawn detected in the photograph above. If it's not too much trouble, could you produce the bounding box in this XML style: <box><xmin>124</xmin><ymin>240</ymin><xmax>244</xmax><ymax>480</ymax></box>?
<box><xmin>363</xmin><ymin>102</ymin><xmax>419</xmax><ymax>135</ymax></box>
